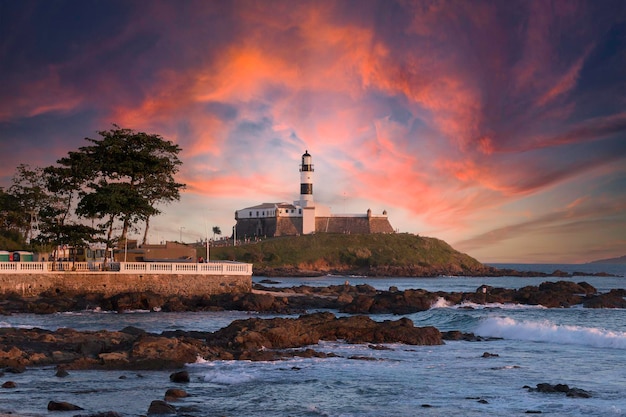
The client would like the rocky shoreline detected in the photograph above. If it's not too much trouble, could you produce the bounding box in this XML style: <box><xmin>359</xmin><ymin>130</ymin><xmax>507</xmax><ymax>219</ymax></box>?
<box><xmin>0</xmin><ymin>280</ymin><xmax>623</xmax><ymax>370</ymax></box>
<box><xmin>2</xmin><ymin>280</ymin><xmax>622</xmax><ymax>416</ymax></box>
<box><xmin>1</xmin><ymin>280</ymin><xmax>624</xmax><ymax>316</ymax></box>
<box><xmin>0</xmin><ymin>312</ymin><xmax>446</xmax><ymax>371</ymax></box>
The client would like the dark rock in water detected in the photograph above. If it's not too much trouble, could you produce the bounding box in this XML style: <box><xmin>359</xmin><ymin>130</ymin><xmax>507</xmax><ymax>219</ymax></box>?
<box><xmin>477</xmin><ymin>399</ymin><xmax>489</xmax><ymax>404</ymax></box>
<box><xmin>2</xmin><ymin>380</ymin><xmax>16</xmax><ymax>388</ymax></box>
<box><xmin>583</xmin><ymin>289</ymin><xmax>626</xmax><ymax>308</ymax></box>
<box><xmin>209</xmin><ymin>312</ymin><xmax>443</xmax><ymax>356</ymax></box>
<box><xmin>525</xmin><ymin>411</ymin><xmax>542</xmax><ymax>414</ymax></box>
<box><xmin>74</xmin><ymin>413</ymin><xmax>123</xmax><ymax>417</ymax></box>
<box><xmin>169</xmin><ymin>370</ymin><xmax>190</xmax><ymax>383</ymax></box>
<box><xmin>4</xmin><ymin>366</ymin><xmax>25</xmax><ymax>373</ymax></box>
<box><xmin>55</xmin><ymin>368</ymin><xmax>69</xmax><ymax>377</ymax></box>
<box><xmin>48</xmin><ymin>400</ymin><xmax>84</xmax><ymax>411</ymax></box>
<box><xmin>164</xmin><ymin>388</ymin><xmax>189</xmax><ymax>401</ymax></box>
<box><xmin>482</xmin><ymin>352</ymin><xmax>499</xmax><ymax>358</ymax></box>
<box><xmin>526</xmin><ymin>383</ymin><xmax>591</xmax><ymax>398</ymax></box>
<box><xmin>120</xmin><ymin>326</ymin><xmax>147</xmax><ymax>336</ymax></box>
<box><xmin>567</xmin><ymin>388</ymin><xmax>592</xmax><ymax>398</ymax></box>
<box><xmin>259</xmin><ymin>279</ymin><xmax>281</xmax><ymax>284</ymax></box>
<box><xmin>147</xmin><ymin>400</ymin><xmax>176</xmax><ymax>414</ymax></box>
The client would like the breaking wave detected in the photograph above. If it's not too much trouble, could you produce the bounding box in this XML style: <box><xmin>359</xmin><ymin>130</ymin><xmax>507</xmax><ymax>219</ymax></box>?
<box><xmin>475</xmin><ymin>317</ymin><xmax>626</xmax><ymax>349</ymax></box>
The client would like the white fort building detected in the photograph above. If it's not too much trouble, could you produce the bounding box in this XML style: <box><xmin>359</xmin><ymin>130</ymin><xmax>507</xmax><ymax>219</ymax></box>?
<box><xmin>234</xmin><ymin>150</ymin><xmax>394</xmax><ymax>238</ymax></box>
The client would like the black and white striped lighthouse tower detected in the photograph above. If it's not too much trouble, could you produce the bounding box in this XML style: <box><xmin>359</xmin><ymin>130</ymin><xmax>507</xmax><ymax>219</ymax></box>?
<box><xmin>299</xmin><ymin>150</ymin><xmax>314</xmax><ymax>208</ymax></box>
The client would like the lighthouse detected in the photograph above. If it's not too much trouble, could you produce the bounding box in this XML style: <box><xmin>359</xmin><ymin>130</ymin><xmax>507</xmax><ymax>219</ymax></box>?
<box><xmin>299</xmin><ymin>150</ymin><xmax>316</xmax><ymax>234</ymax></box>
<box><xmin>299</xmin><ymin>150</ymin><xmax>314</xmax><ymax>207</ymax></box>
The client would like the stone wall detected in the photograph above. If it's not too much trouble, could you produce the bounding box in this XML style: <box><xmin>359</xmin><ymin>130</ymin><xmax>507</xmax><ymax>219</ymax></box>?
<box><xmin>0</xmin><ymin>273</ymin><xmax>251</xmax><ymax>297</ymax></box>
<box><xmin>275</xmin><ymin>217</ymin><xmax>302</xmax><ymax>236</ymax></box>
<box><xmin>315</xmin><ymin>217</ymin><xmax>394</xmax><ymax>234</ymax></box>
<box><xmin>236</xmin><ymin>217</ymin><xmax>278</xmax><ymax>239</ymax></box>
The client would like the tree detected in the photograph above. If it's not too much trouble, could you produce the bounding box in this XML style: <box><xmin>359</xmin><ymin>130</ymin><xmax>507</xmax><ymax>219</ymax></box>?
<box><xmin>7</xmin><ymin>164</ymin><xmax>51</xmax><ymax>243</ymax></box>
<box><xmin>65</xmin><ymin>125</ymin><xmax>185</xmax><ymax>261</ymax></box>
<box><xmin>0</xmin><ymin>187</ymin><xmax>26</xmax><ymax>249</ymax></box>
<box><xmin>212</xmin><ymin>226</ymin><xmax>222</xmax><ymax>241</ymax></box>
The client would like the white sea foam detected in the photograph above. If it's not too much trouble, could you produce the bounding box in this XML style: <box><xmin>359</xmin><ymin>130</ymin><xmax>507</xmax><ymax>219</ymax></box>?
<box><xmin>430</xmin><ymin>297</ymin><xmax>451</xmax><ymax>308</ymax></box>
<box><xmin>475</xmin><ymin>317</ymin><xmax>626</xmax><ymax>349</ymax></box>
<box><xmin>430</xmin><ymin>297</ymin><xmax>547</xmax><ymax>310</ymax></box>
<box><xmin>203</xmin><ymin>370</ymin><xmax>258</xmax><ymax>384</ymax></box>
<box><xmin>454</xmin><ymin>301</ymin><xmax>547</xmax><ymax>310</ymax></box>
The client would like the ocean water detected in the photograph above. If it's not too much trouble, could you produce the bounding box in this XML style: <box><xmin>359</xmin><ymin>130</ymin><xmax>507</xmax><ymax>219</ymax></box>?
<box><xmin>1</xmin><ymin>264</ymin><xmax>625</xmax><ymax>416</ymax></box>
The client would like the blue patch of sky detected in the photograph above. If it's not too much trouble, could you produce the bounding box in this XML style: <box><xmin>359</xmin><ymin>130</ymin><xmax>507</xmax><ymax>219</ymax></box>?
<box><xmin>0</xmin><ymin>0</ymin><xmax>132</xmax><ymax>70</ymax></box>
<box><xmin>204</xmin><ymin>101</ymin><xmax>239</xmax><ymax>122</ymax></box>
<box><xmin>573</xmin><ymin>21</ymin><xmax>626</xmax><ymax>117</ymax></box>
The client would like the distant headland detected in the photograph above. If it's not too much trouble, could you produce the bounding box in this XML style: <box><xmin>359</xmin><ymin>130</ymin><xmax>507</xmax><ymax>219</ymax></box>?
<box><xmin>588</xmin><ymin>255</ymin><xmax>626</xmax><ymax>265</ymax></box>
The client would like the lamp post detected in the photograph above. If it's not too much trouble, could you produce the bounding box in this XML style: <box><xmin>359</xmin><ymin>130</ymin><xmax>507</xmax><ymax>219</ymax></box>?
<box><xmin>204</xmin><ymin>220</ymin><xmax>210</xmax><ymax>262</ymax></box>
<box><xmin>179</xmin><ymin>226</ymin><xmax>185</xmax><ymax>243</ymax></box>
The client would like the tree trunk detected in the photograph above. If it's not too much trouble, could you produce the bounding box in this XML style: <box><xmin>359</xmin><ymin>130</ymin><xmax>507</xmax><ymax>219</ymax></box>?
<box><xmin>104</xmin><ymin>215</ymin><xmax>115</xmax><ymax>268</ymax></box>
<box><xmin>142</xmin><ymin>216</ymin><xmax>151</xmax><ymax>245</ymax></box>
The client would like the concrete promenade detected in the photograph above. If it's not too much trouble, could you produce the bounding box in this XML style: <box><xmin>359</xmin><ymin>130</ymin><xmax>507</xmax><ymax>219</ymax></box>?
<box><xmin>0</xmin><ymin>261</ymin><xmax>252</xmax><ymax>297</ymax></box>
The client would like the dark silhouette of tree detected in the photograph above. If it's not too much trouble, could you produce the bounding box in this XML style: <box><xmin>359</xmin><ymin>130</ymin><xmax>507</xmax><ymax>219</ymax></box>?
<box><xmin>212</xmin><ymin>226</ymin><xmax>222</xmax><ymax>241</ymax></box>
<box><xmin>67</xmin><ymin>125</ymin><xmax>184</xmax><ymax>262</ymax></box>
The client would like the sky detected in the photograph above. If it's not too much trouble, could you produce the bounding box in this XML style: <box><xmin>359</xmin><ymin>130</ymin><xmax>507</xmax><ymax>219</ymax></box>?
<box><xmin>1</xmin><ymin>0</ymin><xmax>625</xmax><ymax>264</ymax></box>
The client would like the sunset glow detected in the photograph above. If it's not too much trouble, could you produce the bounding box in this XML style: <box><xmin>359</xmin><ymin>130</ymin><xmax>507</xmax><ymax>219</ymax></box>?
<box><xmin>1</xmin><ymin>0</ymin><xmax>625</xmax><ymax>263</ymax></box>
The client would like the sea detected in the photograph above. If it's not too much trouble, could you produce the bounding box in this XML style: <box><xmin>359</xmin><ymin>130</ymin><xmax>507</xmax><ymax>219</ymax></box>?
<box><xmin>1</xmin><ymin>263</ymin><xmax>625</xmax><ymax>417</ymax></box>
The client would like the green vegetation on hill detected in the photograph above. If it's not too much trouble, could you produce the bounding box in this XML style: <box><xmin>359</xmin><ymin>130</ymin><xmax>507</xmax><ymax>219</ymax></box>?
<box><xmin>209</xmin><ymin>233</ymin><xmax>493</xmax><ymax>277</ymax></box>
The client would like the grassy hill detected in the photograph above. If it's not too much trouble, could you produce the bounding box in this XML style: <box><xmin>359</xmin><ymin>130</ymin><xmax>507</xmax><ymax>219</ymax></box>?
<box><xmin>208</xmin><ymin>233</ymin><xmax>495</xmax><ymax>277</ymax></box>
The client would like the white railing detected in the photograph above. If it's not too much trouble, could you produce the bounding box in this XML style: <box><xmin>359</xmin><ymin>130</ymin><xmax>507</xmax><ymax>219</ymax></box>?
<box><xmin>0</xmin><ymin>261</ymin><xmax>252</xmax><ymax>276</ymax></box>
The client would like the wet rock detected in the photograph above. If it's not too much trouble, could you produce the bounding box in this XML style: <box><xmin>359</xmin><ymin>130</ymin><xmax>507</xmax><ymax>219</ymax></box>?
<box><xmin>131</xmin><ymin>336</ymin><xmax>201</xmax><ymax>369</ymax></box>
<box><xmin>2</xmin><ymin>381</ymin><xmax>16</xmax><ymax>388</ymax></box>
<box><xmin>583</xmin><ymin>289</ymin><xmax>626</xmax><ymax>308</ymax></box>
<box><xmin>526</xmin><ymin>383</ymin><xmax>591</xmax><ymax>398</ymax></box>
<box><xmin>147</xmin><ymin>400</ymin><xmax>176</xmax><ymax>414</ymax></box>
<box><xmin>482</xmin><ymin>352</ymin><xmax>499</xmax><ymax>358</ymax></box>
<box><xmin>169</xmin><ymin>370</ymin><xmax>190</xmax><ymax>383</ymax></box>
<box><xmin>567</xmin><ymin>388</ymin><xmax>592</xmax><ymax>398</ymax></box>
<box><xmin>47</xmin><ymin>400</ymin><xmax>84</xmax><ymax>411</ymax></box>
<box><xmin>164</xmin><ymin>388</ymin><xmax>189</xmax><ymax>401</ymax></box>
<box><xmin>55</xmin><ymin>368</ymin><xmax>69</xmax><ymax>377</ymax></box>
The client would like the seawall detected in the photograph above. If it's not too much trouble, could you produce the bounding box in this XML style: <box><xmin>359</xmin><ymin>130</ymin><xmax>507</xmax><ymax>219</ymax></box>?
<box><xmin>0</xmin><ymin>272</ymin><xmax>252</xmax><ymax>297</ymax></box>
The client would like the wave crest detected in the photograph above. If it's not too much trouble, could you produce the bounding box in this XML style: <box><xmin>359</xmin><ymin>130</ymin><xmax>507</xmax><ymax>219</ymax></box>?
<box><xmin>475</xmin><ymin>317</ymin><xmax>626</xmax><ymax>349</ymax></box>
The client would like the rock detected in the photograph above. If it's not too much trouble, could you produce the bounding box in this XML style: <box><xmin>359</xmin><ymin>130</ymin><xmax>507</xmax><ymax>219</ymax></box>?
<box><xmin>131</xmin><ymin>335</ymin><xmax>202</xmax><ymax>369</ymax></box>
<box><xmin>55</xmin><ymin>368</ymin><xmax>69</xmax><ymax>377</ymax></box>
<box><xmin>169</xmin><ymin>370</ymin><xmax>190</xmax><ymax>383</ymax></box>
<box><xmin>47</xmin><ymin>400</ymin><xmax>84</xmax><ymax>411</ymax></box>
<box><xmin>567</xmin><ymin>388</ymin><xmax>592</xmax><ymax>398</ymax></box>
<box><xmin>526</xmin><ymin>383</ymin><xmax>591</xmax><ymax>398</ymax></box>
<box><xmin>2</xmin><ymin>381</ymin><xmax>16</xmax><ymax>388</ymax></box>
<box><xmin>482</xmin><ymin>352</ymin><xmax>499</xmax><ymax>358</ymax></box>
<box><xmin>164</xmin><ymin>388</ymin><xmax>189</xmax><ymax>401</ymax></box>
<box><xmin>4</xmin><ymin>365</ymin><xmax>25</xmax><ymax>373</ymax></box>
<box><xmin>74</xmin><ymin>413</ymin><xmax>123</xmax><ymax>417</ymax></box>
<box><xmin>147</xmin><ymin>400</ymin><xmax>176</xmax><ymax>414</ymax></box>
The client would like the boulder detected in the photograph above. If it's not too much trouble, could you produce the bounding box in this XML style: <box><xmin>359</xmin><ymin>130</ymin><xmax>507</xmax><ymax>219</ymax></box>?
<box><xmin>131</xmin><ymin>336</ymin><xmax>202</xmax><ymax>369</ymax></box>
<box><xmin>169</xmin><ymin>370</ymin><xmax>190</xmax><ymax>383</ymax></box>
<box><xmin>1</xmin><ymin>381</ymin><xmax>16</xmax><ymax>388</ymax></box>
<box><xmin>48</xmin><ymin>400</ymin><xmax>84</xmax><ymax>411</ymax></box>
<box><xmin>526</xmin><ymin>383</ymin><xmax>591</xmax><ymax>398</ymax></box>
<box><xmin>164</xmin><ymin>388</ymin><xmax>188</xmax><ymax>401</ymax></box>
<box><xmin>147</xmin><ymin>400</ymin><xmax>176</xmax><ymax>415</ymax></box>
